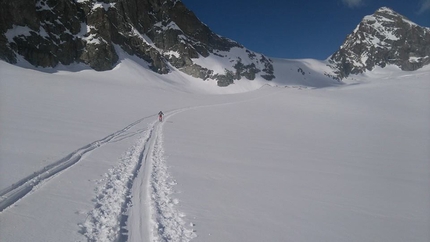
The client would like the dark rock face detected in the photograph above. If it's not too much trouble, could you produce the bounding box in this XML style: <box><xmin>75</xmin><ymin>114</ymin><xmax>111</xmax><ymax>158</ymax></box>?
<box><xmin>1</xmin><ymin>0</ymin><xmax>87</xmax><ymax>67</ymax></box>
<box><xmin>0</xmin><ymin>0</ymin><xmax>274</xmax><ymax>86</ymax></box>
<box><xmin>329</xmin><ymin>7</ymin><xmax>430</xmax><ymax>79</ymax></box>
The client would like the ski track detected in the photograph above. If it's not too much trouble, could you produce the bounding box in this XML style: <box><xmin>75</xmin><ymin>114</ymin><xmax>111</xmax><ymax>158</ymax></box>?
<box><xmin>81</xmin><ymin>122</ymin><xmax>156</xmax><ymax>242</ymax></box>
<box><xmin>148</xmin><ymin>118</ymin><xmax>196</xmax><ymax>242</ymax></box>
<box><xmin>82</xmin><ymin>108</ymin><xmax>196</xmax><ymax>242</ymax></box>
<box><xmin>0</xmin><ymin>115</ymin><xmax>153</xmax><ymax>212</ymax></box>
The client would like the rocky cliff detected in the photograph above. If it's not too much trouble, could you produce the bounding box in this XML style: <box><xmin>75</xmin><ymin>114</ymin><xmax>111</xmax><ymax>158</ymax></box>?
<box><xmin>0</xmin><ymin>0</ymin><xmax>274</xmax><ymax>86</ymax></box>
<box><xmin>329</xmin><ymin>7</ymin><xmax>430</xmax><ymax>79</ymax></box>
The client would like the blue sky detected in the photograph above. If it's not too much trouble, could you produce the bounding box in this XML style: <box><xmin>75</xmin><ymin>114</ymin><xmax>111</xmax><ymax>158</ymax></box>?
<box><xmin>181</xmin><ymin>0</ymin><xmax>430</xmax><ymax>60</ymax></box>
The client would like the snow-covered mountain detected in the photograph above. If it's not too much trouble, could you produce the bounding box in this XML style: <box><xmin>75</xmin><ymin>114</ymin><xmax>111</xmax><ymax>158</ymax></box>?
<box><xmin>0</xmin><ymin>0</ymin><xmax>274</xmax><ymax>86</ymax></box>
<box><xmin>329</xmin><ymin>7</ymin><xmax>430</xmax><ymax>79</ymax></box>
<box><xmin>1</xmin><ymin>3</ymin><xmax>429</xmax><ymax>86</ymax></box>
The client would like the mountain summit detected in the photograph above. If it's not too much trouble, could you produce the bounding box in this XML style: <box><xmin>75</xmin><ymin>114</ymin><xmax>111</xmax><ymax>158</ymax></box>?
<box><xmin>0</xmin><ymin>0</ymin><xmax>274</xmax><ymax>86</ymax></box>
<box><xmin>329</xmin><ymin>7</ymin><xmax>430</xmax><ymax>79</ymax></box>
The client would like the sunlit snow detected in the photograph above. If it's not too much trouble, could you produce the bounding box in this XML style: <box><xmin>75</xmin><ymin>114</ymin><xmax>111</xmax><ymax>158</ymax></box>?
<box><xmin>0</xmin><ymin>54</ymin><xmax>429</xmax><ymax>242</ymax></box>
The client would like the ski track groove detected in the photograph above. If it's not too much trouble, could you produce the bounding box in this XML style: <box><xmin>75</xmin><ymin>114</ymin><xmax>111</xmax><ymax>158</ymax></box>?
<box><xmin>148</xmin><ymin>119</ymin><xmax>196</xmax><ymax>242</ymax></box>
<box><xmin>0</xmin><ymin>115</ymin><xmax>154</xmax><ymax>212</ymax></box>
<box><xmin>82</xmin><ymin>108</ymin><xmax>197</xmax><ymax>242</ymax></box>
<box><xmin>82</xmin><ymin>122</ymin><xmax>156</xmax><ymax>242</ymax></box>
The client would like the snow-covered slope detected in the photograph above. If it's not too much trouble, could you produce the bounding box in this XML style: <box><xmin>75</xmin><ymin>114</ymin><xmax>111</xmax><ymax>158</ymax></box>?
<box><xmin>272</xmin><ymin>58</ymin><xmax>341</xmax><ymax>87</ymax></box>
<box><xmin>1</xmin><ymin>58</ymin><xmax>429</xmax><ymax>242</ymax></box>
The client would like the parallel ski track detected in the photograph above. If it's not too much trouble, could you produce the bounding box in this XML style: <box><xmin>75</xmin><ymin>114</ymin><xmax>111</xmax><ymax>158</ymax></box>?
<box><xmin>126</xmin><ymin>108</ymin><xmax>197</xmax><ymax>242</ymax></box>
<box><xmin>0</xmin><ymin>115</ymin><xmax>155</xmax><ymax>212</ymax></box>
<box><xmin>82</xmin><ymin>108</ymin><xmax>194</xmax><ymax>242</ymax></box>
<box><xmin>82</xmin><ymin>121</ymin><xmax>157</xmax><ymax>242</ymax></box>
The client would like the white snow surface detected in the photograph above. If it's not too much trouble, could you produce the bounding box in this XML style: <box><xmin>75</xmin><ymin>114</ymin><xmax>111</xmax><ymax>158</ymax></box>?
<box><xmin>5</xmin><ymin>25</ymin><xmax>33</xmax><ymax>42</ymax></box>
<box><xmin>192</xmin><ymin>47</ymin><xmax>271</xmax><ymax>78</ymax></box>
<box><xmin>0</xmin><ymin>55</ymin><xmax>429</xmax><ymax>242</ymax></box>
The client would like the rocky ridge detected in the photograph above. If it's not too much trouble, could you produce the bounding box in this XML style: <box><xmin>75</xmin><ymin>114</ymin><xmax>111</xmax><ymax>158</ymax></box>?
<box><xmin>0</xmin><ymin>0</ymin><xmax>274</xmax><ymax>86</ymax></box>
<box><xmin>329</xmin><ymin>7</ymin><xmax>430</xmax><ymax>79</ymax></box>
<box><xmin>1</xmin><ymin>3</ymin><xmax>429</xmax><ymax>84</ymax></box>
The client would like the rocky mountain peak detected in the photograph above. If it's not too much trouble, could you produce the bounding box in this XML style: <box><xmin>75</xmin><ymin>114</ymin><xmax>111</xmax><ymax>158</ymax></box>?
<box><xmin>0</xmin><ymin>0</ymin><xmax>274</xmax><ymax>86</ymax></box>
<box><xmin>329</xmin><ymin>7</ymin><xmax>430</xmax><ymax>79</ymax></box>
<box><xmin>373</xmin><ymin>6</ymin><xmax>403</xmax><ymax>19</ymax></box>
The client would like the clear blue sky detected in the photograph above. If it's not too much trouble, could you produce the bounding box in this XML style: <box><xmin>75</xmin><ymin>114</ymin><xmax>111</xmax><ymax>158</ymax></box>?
<box><xmin>181</xmin><ymin>0</ymin><xmax>430</xmax><ymax>60</ymax></box>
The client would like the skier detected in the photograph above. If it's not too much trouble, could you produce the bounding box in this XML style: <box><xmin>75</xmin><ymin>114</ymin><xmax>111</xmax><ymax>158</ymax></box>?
<box><xmin>158</xmin><ymin>111</ymin><xmax>164</xmax><ymax>122</ymax></box>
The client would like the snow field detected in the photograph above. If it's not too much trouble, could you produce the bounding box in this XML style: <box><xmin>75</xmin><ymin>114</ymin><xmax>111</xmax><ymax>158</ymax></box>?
<box><xmin>0</xmin><ymin>59</ymin><xmax>429</xmax><ymax>242</ymax></box>
<box><xmin>163</xmin><ymin>77</ymin><xmax>430</xmax><ymax>241</ymax></box>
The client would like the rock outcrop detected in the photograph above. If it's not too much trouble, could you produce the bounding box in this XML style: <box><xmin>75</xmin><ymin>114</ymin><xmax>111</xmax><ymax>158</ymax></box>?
<box><xmin>329</xmin><ymin>7</ymin><xmax>430</xmax><ymax>79</ymax></box>
<box><xmin>0</xmin><ymin>0</ymin><xmax>274</xmax><ymax>86</ymax></box>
